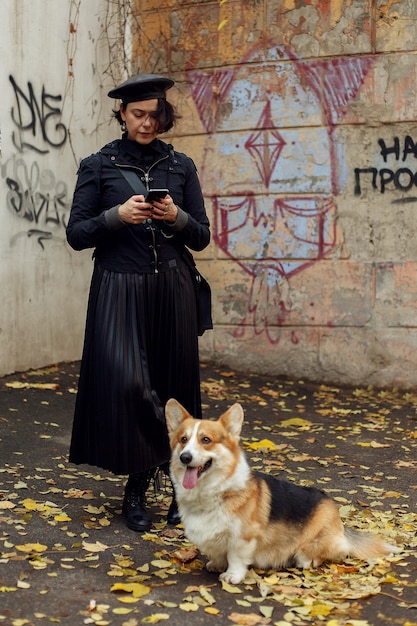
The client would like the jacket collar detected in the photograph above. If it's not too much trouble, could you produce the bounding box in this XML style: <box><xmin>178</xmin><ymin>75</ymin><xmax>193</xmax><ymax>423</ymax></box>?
<box><xmin>120</xmin><ymin>136</ymin><xmax>168</xmax><ymax>158</ymax></box>
<box><xmin>100</xmin><ymin>137</ymin><xmax>171</xmax><ymax>166</ymax></box>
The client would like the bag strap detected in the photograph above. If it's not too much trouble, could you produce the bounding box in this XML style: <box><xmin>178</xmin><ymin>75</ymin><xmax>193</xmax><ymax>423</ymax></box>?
<box><xmin>117</xmin><ymin>167</ymin><xmax>148</xmax><ymax>196</ymax></box>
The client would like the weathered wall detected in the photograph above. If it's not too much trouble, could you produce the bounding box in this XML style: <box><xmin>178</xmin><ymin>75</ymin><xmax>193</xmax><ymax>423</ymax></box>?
<box><xmin>2</xmin><ymin>0</ymin><xmax>417</xmax><ymax>388</ymax></box>
<box><xmin>128</xmin><ymin>0</ymin><xmax>417</xmax><ymax>388</ymax></box>
<box><xmin>0</xmin><ymin>0</ymin><xmax>120</xmax><ymax>375</ymax></box>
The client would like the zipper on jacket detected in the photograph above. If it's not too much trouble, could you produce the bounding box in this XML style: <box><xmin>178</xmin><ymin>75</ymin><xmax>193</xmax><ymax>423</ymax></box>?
<box><xmin>150</xmin><ymin>228</ymin><xmax>158</xmax><ymax>273</ymax></box>
<box><xmin>117</xmin><ymin>154</ymin><xmax>169</xmax><ymax>191</ymax></box>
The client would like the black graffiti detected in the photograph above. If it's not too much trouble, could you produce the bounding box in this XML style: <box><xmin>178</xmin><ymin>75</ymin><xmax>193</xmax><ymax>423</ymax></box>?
<box><xmin>378</xmin><ymin>136</ymin><xmax>417</xmax><ymax>162</ymax></box>
<box><xmin>9</xmin><ymin>75</ymin><xmax>68</xmax><ymax>154</ymax></box>
<box><xmin>355</xmin><ymin>136</ymin><xmax>417</xmax><ymax>196</ymax></box>
<box><xmin>2</xmin><ymin>158</ymin><xmax>69</xmax><ymax>247</ymax></box>
<box><xmin>10</xmin><ymin>229</ymin><xmax>56</xmax><ymax>251</ymax></box>
<box><xmin>354</xmin><ymin>167</ymin><xmax>417</xmax><ymax>195</ymax></box>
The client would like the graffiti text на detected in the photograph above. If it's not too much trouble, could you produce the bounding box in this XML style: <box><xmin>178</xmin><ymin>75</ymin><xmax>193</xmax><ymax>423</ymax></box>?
<box><xmin>378</xmin><ymin>136</ymin><xmax>417</xmax><ymax>162</ymax></box>
<box><xmin>9</xmin><ymin>75</ymin><xmax>68</xmax><ymax>154</ymax></box>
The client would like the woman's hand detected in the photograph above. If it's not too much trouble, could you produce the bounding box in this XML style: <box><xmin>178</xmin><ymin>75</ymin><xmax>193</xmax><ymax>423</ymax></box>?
<box><xmin>118</xmin><ymin>194</ymin><xmax>178</xmax><ymax>224</ymax></box>
<box><xmin>150</xmin><ymin>194</ymin><xmax>178</xmax><ymax>223</ymax></box>
<box><xmin>118</xmin><ymin>195</ymin><xmax>152</xmax><ymax>224</ymax></box>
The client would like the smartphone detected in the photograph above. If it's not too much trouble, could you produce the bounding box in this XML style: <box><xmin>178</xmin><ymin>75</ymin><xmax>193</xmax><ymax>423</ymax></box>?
<box><xmin>145</xmin><ymin>188</ymin><xmax>169</xmax><ymax>203</ymax></box>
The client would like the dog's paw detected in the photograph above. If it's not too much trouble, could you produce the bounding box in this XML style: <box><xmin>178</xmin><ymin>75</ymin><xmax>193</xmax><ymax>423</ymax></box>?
<box><xmin>206</xmin><ymin>559</ymin><xmax>226</xmax><ymax>573</ymax></box>
<box><xmin>294</xmin><ymin>553</ymin><xmax>314</xmax><ymax>569</ymax></box>
<box><xmin>219</xmin><ymin>569</ymin><xmax>246</xmax><ymax>585</ymax></box>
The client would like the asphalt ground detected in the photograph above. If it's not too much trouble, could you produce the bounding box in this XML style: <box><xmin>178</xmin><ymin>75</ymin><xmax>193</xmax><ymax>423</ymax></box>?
<box><xmin>0</xmin><ymin>361</ymin><xmax>416</xmax><ymax>626</ymax></box>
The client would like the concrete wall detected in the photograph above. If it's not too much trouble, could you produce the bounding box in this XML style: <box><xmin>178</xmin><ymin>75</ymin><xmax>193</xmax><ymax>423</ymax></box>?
<box><xmin>130</xmin><ymin>0</ymin><xmax>417</xmax><ymax>388</ymax></box>
<box><xmin>0</xmin><ymin>0</ymin><xmax>120</xmax><ymax>375</ymax></box>
<box><xmin>2</xmin><ymin>0</ymin><xmax>417</xmax><ymax>388</ymax></box>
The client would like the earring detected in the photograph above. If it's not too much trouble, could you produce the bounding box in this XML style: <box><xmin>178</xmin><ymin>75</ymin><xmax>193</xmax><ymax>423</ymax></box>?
<box><xmin>121</xmin><ymin>121</ymin><xmax>127</xmax><ymax>132</ymax></box>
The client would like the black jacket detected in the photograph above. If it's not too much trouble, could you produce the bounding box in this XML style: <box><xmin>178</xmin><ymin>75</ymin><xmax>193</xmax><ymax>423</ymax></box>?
<box><xmin>66</xmin><ymin>136</ymin><xmax>210</xmax><ymax>273</ymax></box>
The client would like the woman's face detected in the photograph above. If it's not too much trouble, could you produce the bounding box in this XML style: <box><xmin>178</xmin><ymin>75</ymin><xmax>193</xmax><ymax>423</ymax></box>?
<box><xmin>121</xmin><ymin>99</ymin><xmax>159</xmax><ymax>144</ymax></box>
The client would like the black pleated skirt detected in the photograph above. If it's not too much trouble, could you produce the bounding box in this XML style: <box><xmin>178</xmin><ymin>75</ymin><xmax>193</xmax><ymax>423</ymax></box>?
<box><xmin>69</xmin><ymin>262</ymin><xmax>201</xmax><ymax>475</ymax></box>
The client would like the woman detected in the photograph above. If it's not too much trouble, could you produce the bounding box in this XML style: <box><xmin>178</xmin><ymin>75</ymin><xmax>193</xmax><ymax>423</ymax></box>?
<box><xmin>66</xmin><ymin>73</ymin><xmax>211</xmax><ymax>532</ymax></box>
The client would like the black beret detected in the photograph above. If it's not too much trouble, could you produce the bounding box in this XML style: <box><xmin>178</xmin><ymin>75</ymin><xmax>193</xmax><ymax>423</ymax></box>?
<box><xmin>108</xmin><ymin>73</ymin><xmax>174</xmax><ymax>103</ymax></box>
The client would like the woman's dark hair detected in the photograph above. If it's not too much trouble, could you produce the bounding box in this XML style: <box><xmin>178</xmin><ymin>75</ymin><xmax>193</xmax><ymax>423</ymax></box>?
<box><xmin>113</xmin><ymin>98</ymin><xmax>180</xmax><ymax>133</ymax></box>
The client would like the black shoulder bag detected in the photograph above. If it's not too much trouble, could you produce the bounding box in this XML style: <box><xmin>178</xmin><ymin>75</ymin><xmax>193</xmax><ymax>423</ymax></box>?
<box><xmin>180</xmin><ymin>248</ymin><xmax>213</xmax><ymax>336</ymax></box>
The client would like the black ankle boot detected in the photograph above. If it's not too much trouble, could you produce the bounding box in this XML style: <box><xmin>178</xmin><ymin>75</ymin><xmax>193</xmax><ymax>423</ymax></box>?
<box><xmin>123</xmin><ymin>470</ymin><xmax>154</xmax><ymax>532</ymax></box>
<box><xmin>167</xmin><ymin>497</ymin><xmax>181</xmax><ymax>525</ymax></box>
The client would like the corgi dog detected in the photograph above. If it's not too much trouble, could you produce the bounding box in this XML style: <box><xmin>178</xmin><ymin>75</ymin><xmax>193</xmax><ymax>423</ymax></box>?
<box><xmin>165</xmin><ymin>399</ymin><xmax>400</xmax><ymax>585</ymax></box>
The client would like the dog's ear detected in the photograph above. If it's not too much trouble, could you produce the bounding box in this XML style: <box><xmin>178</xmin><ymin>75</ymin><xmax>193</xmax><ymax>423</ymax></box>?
<box><xmin>219</xmin><ymin>403</ymin><xmax>244</xmax><ymax>439</ymax></box>
<box><xmin>165</xmin><ymin>398</ymin><xmax>192</xmax><ymax>433</ymax></box>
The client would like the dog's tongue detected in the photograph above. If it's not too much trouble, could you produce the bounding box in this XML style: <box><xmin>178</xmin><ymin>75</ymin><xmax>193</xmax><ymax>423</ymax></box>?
<box><xmin>183</xmin><ymin>467</ymin><xmax>199</xmax><ymax>490</ymax></box>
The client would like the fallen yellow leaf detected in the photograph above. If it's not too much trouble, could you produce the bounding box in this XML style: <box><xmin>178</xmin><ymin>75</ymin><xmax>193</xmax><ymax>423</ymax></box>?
<box><xmin>5</xmin><ymin>381</ymin><xmax>59</xmax><ymax>390</ymax></box>
<box><xmin>21</xmin><ymin>498</ymin><xmax>40</xmax><ymax>511</ymax></box>
<box><xmin>244</xmin><ymin>439</ymin><xmax>279</xmax><ymax>451</ymax></box>
<box><xmin>228</xmin><ymin>612</ymin><xmax>264</xmax><ymax>625</ymax></box>
<box><xmin>199</xmin><ymin>586</ymin><xmax>216</xmax><ymax>605</ymax></box>
<box><xmin>54</xmin><ymin>514</ymin><xmax>72</xmax><ymax>522</ymax></box>
<box><xmin>110</xmin><ymin>582</ymin><xmax>151</xmax><ymax>598</ymax></box>
<box><xmin>179</xmin><ymin>602</ymin><xmax>199</xmax><ymax>612</ymax></box>
<box><xmin>310</xmin><ymin>603</ymin><xmax>332</xmax><ymax>617</ymax></box>
<box><xmin>17</xmin><ymin>580</ymin><xmax>31</xmax><ymax>589</ymax></box>
<box><xmin>280</xmin><ymin>417</ymin><xmax>312</xmax><ymax>429</ymax></box>
<box><xmin>0</xmin><ymin>501</ymin><xmax>16</xmax><ymax>509</ymax></box>
<box><xmin>141</xmin><ymin>615</ymin><xmax>170</xmax><ymax>623</ymax></box>
<box><xmin>260</xmin><ymin>605</ymin><xmax>274</xmax><ymax>618</ymax></box>
<box><xmin>151</xmin><ymin>559</ymin><xmax>173</xmax><ymax>568</ymax></box>
<box><xmin>84</xmin><ymin>505</ymin><xmax>106</xmax><ymax>514</ymax></box>
<box><xmin>137</xmin><ymin>563</ymin><xmax>150</xmax><ymax>572</ymax></box>
<box><xmin>15</xmin><ymin>543</ymin><xmax>48</xmax><ymax>553</ymax></box>
<box><xmin>221</xmin><ymin>580</ymin><xmax>242</xmax><ymax>594</ymax></box>
<box><xmin>82</xmin><ymin>540</ymin><xmax>109</xmax><ymax>552</ymax></box>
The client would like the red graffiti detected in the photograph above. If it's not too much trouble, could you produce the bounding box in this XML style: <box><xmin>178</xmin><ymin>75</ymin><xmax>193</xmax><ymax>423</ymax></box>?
<box><xmin>189</xmin><ymin>44</ymin><xmax>374</xmax><ymax>342</ymax></box>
